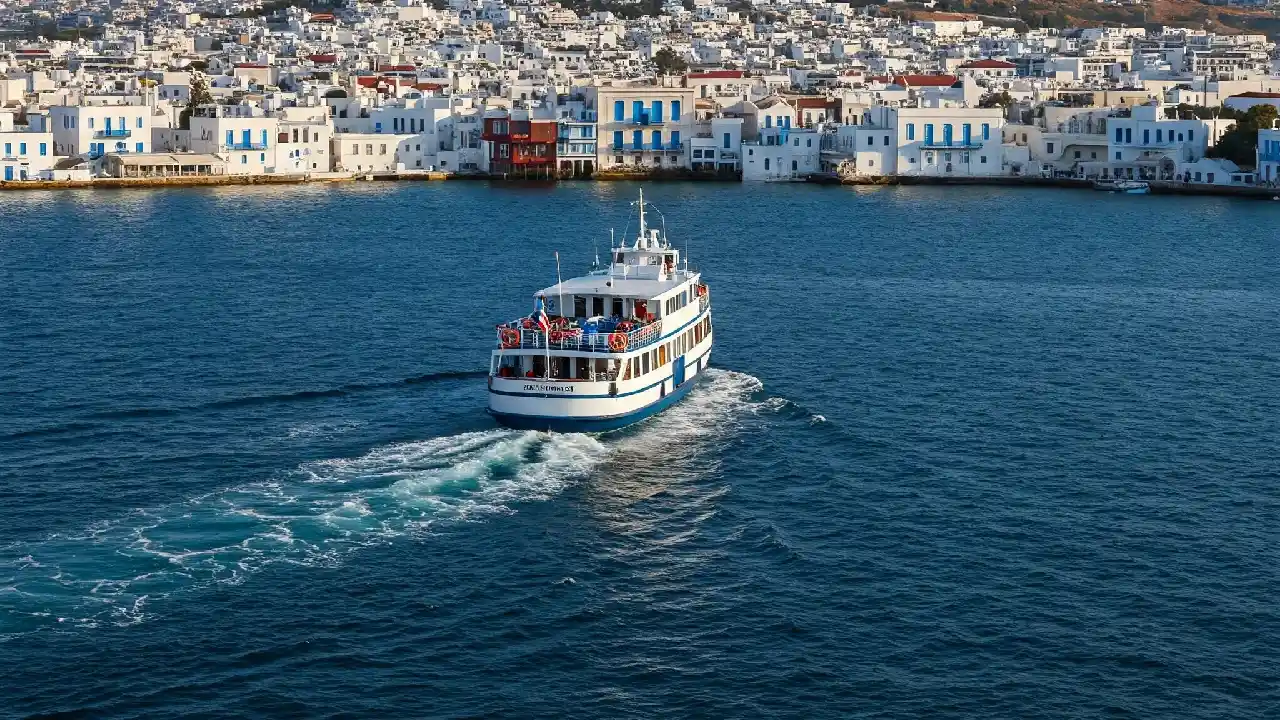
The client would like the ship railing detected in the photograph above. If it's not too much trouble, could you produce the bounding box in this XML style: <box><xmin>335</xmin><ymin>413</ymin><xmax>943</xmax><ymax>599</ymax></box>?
<box><xmin>698</xmin><ymin>287</ymin><xmax>710</xmax><ymax>313</ymax></box>
<box><xmin>497</xmin><ymin>320</ymin><xmax>664</xmax><ymax>353</ymax></box>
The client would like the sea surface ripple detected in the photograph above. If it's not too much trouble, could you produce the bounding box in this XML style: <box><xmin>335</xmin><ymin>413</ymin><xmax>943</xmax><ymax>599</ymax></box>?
<box><xmin>2</xmin><ymin>183</ymin><xmax>1279</xmax><ymax>718</ymax></box>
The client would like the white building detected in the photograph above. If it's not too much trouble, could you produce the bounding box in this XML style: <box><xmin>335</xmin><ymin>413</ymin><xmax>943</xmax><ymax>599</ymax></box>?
<box><xmin>837</xmin><ymin>105</ymin><xmax>1006</xmax><ymax>177</ymax></box>
<box><xmin>50</xmin><ymin>99</ymin><xmax>154</xmax><ymax>169</ymax></box>
<box><xmin>742</xmin><ymin>126</ymin><xmax>821</xmax><ymax>180</ymax></box>
<box><xmin>1103</xmin><ymin>102</ymin><xmax>1208</xmax><ymax>181</ymax></box>
<box><xmin>592</xmin><ymin>85</ymin><xmax>697</xmax><ymax>171</ymax></box>
<box><xmin>1257</xmin><ymin>127</ymin><xmax>1280</xmax><ymax>184</ymax></box>
<box><xmin>0</xmin><ymin>111</ymin><xmax>56</xmax><ymax>181</ymax></box>
<box><xmin>274</xmin><ymin>106</ymin><xmax>333</xmax><ymax>174</ymax></box>
<box><xmin>331</xmin><ymin>133</ymin><xmax>418</xmax><ymax>173</ymax></box>
<box><xmin>189</xmin><ymin>104</ymin><xmax>280</xmax><ymax>175</ymax></box>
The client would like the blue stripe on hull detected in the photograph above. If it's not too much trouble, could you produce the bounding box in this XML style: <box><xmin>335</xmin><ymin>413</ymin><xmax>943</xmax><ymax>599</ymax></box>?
<box><xmin>489</xmin><ymin>376</ymin><xmax>697</xmax><ymax>433</ymax></box>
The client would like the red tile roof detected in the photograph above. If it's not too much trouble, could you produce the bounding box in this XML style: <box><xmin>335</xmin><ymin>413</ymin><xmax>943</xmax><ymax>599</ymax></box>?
<box><xmin>892</xmin><ymin>74</ymin><xmax>959</xmax><ymax>87</ymax></box>
<box><xmin>960</xmin><ymin>59</ymin><xmax>1015</xmax><ymax>69</ymax></box>
<box><xmin>381</xmin><ymin>64</ymin><xmax>417</xmax><ymax>72</ymax></box>
<box><xmin>686</xmin><ymin>70</ymin><xmax>745</xmax><ymax>80</ymax></box>
<box><xmin>309</xmin><ymin>54</ymin><xmax>337</xmax><ymax>64</ymax></box>
<box><xmin>1231</xmin><ymin>91</ymin><xmax>1280</xmax><ymax>99</ymax></box>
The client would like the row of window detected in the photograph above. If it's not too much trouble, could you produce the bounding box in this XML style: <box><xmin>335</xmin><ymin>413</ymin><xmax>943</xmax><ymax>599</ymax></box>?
<box><xmin>2</xmin><ymin>142</ymin><xmax>47</xmax><ymax>157</ymax></box>
<box><xmin>87</xmin><ymin>142</ymin><xmax>144</xmax><ymax>156</ymax></box>
<box><xmin>903</xmin><ymin>123</ymin><xmax>991</xmax><ymax>143</ymax></box>
<box><xmin>351</xmin><ymin>143</ymin><xmax>390</xmax><ymax>155</ymax></box>
<box><xmin>611</xmin><ymin>130</ymin><xmax>682</xmax><ymax>150</ymax></box>
<box><xmin>59</xmin><ymin>115</ymin><xmax>144</xmax><ymax>130</ymax></box>
<box><xmin>388</xmin><ymin>117</ymin><xmax>429</xmax><ymax>133</ymax></box>
<box><xmin>224</xmin><ymin>130</ymin><xmax>271</xmax><ymax>148</ymax></box>
<box><xmin>1111</xmin><ymin>126</ymin><xmax>1193</xmax><ymax>145</ymax></box>
<box><xmin>664</xmin><ymin>286</ymin><xmax>694</xmax><ymax>315</ymax></box>
<box><xmin>621</xmin><ymin>316</ymin><xmax>712</xmax><ymax>381</ymax></box>
<box><xmin>612</xmin><ymin>100</ymin><xmax>682</xmax><ymax>123</ymax></box>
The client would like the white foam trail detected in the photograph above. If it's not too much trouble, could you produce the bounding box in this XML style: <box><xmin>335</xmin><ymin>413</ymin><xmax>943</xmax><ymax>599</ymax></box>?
<box><xmin>0</xmin><ymin>368</ymin><xmax>770</xmax><ymax>635</ymax></box>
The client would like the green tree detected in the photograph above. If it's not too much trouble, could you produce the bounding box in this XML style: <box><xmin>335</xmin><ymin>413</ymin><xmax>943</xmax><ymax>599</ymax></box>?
<box><xmin>1207</xmin><ymin>104</ymin><xmax>1279</xmax><ymax>168</ymax></box>
<box><xmin>652</xmin><ymin>47</ymin><xmax>688</xmax><ymax>75</ymax></box>
<box><xmin>179</xmin><ymin>72</ymin><xmax>214</xmax><ymax>130</ymax></box>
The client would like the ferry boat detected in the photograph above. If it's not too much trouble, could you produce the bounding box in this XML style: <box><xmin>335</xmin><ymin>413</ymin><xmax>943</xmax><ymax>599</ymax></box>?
<box><xmin>487</xmin><ymin>191</ymin><xmax>713</xmax><ymax>432</ymax></box>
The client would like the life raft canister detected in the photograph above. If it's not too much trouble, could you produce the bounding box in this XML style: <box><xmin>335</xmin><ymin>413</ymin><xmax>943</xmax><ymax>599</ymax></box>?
<box><xmin>609</xmin><ymin>333</ymin><xmax>628</xmax><ymax>352</ymax></box>
<box><xmin>499</xmin><ymin>328</ymin><xmax>520</xmax><ymax>348</ymax></box>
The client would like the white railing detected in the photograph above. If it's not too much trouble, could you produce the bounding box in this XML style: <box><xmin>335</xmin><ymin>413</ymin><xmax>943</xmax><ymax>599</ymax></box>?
<box><xmin>497</xmin><ymin>319</ymin><xmax>663</xmax><ymax>354</ymax></box>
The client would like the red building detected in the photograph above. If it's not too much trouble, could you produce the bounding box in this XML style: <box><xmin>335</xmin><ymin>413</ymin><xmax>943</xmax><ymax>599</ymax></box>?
<box><xmin>482</xmin><ymin>113</ymin><xmax>558</xmax><ymax>178</ymax></box>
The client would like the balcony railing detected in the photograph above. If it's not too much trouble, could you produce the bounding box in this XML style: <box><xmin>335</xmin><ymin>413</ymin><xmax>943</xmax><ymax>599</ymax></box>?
<box><xmin>618</xmin><ymin>142</ymin><xmax>685</xmax><ymax>152</ymax></box>
<box><xmin>921</xmin><ymin>140</ymin><xmax>983</xmax><ymax>149</ymax></box>
<box><xmin>630</xmin><ymin>113</ymin><xmax>664</xmax><ymax>126</ymax></box>
<box><xmin>1260</xmin><ymin>152</ymin><xmax>1280</xmax><ymax>163</ymax></box>
<box><xmin>94</xmin><ymin>129</ymin><xmax>131</xmax><ymax>138</ymax></box>
<box><xmin>228</xmin><ymin>142</ymin><xmax>268</xmax><ymax>150</ymax></box>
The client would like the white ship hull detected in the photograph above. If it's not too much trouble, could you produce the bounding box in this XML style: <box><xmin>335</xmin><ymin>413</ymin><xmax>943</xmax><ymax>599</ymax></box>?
<box><xmin>488</xmin><ymin>328</ymin><xmax>712</xmax><ymax>433</ymax></box>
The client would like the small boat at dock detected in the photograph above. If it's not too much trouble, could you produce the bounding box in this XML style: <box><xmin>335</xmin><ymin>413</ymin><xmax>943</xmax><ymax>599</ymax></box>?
<box><xmin>1093</xmin><ymin>179</ymin><xmax>1150</xmax><ymax>194</ymax></box>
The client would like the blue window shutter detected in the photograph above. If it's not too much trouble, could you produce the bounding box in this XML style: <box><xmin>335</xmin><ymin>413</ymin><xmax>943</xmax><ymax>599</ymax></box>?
<box><xmin>652</xmin><ymin>100</ymin><xmax>662</xmax><ymax>122</ymax></box>
<box><xmin>226</xmin><ymin>130</ymin><xmax>234</xmax><ymax>146</ymax></box>
<box><xmin>651</xmin><ymin>130</ymin><xmax>661</xmax><ymax>147</ymax></box>
<box><xmin>906</xmin><ymin>123</ymin><xmax>914</xmax><ymax>141</ymax></box>
<box><xmin>982</xmin><ymin>123</ymin><xmax>989</xmax><ymax>140</ymax></box>
<box><xmin>632</xmin><ymin>130</ymin><xmax>642</xmax><ymax>149</ymax></box>
<box><xmin>136</xmin><ymin>117</ymin><xmax>142</xmax><ymax>128</ymax></box>
<box><xmin>614</xmin><ymin>130</ymin><xmax>623</xmax><ymax>148</ymax></box>
<box><xmin>39</xmin><ymin>143</ymin><xmax>47</xmax><ymax>156</ymax></box>
<box><xmin>614</xmin><ymin>101</ymin><xmax>624</xmax><ymax>121</ymax></box>
<box><xmin>261</xmin><ymin>129</ymin><xmax>268</xmax><ymax>147</ymax></box>
<box><xmin>19</xmin><ymin>143</ymin><xmax>25</xmax><ymax>155</ymax></box>
<box><xmin>135</xmin><ymin>143</ymin><xmax>143</xmax><ymax>152</ymax></box>
<box><xmin>1115</xmin><ymin>127</ymin><xmax>1122</xmax><ymax>142</ymax></box>
<box><xmin>3</xmin><ymin>143</ymin><xmax>9</xmax><ymax>156</ymax></box>
<box><xmin>723</xmin><ymin>132</ymin><xmax>729</xmax><ymax>148</ymax></box>
<box><xmin>765</xmin><ymin>116</ymin><xmax>771</xmax><ymax>128</ymax></box>
<box><xmin>671</xmin><ymin>101</ymin><xmax>680</xmax><ymax>121</ymax></box>
<box><xmin>632</xmin><ymin>101</ymin><xmax>642</xmax><ymax>122</ymax></box>
<box><xmin>671</xmin><ymin>130</ymin><xmax>680</xmax><ymax>148</ymax></box>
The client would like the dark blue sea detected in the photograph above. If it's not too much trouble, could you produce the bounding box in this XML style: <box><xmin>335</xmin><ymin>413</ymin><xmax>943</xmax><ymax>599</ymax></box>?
<box><xmin>3</xmin><ymin>182</ymin><xmax>1279</xmax><ymax>718</ymax></box>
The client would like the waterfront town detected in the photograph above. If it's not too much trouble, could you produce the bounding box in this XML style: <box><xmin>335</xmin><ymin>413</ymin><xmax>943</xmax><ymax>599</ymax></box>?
<box><xmin>1</xmin><ymin>0</ymin><xmax>1280</xmax><ymax>188</ymax></box>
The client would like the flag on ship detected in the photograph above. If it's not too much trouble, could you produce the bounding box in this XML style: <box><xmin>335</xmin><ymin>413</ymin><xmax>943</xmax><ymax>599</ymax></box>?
<box><xmin>533</xmin><ymin>296</ymin><xmax>550</xmax><ymax>334</ymax></box>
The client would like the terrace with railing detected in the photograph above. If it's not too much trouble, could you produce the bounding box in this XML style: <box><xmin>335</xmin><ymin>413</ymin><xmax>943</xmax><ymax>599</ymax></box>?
<box><xmin>94</xmin><ymin>129</ymin><xmax>131</xmax><ymax>138</ymax></box>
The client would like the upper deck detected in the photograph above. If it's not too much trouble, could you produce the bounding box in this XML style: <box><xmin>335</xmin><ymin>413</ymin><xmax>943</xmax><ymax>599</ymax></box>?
<box><xmin>495</xmin><ymin>188</ymin><xmax>711</xmax><ymax>356</ymax></box>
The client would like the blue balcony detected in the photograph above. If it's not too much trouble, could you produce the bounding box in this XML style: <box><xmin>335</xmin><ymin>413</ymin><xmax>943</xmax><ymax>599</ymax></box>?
<box><xmin>921</xmin><ymin>140</ymin><xmax>983</xmax><ymax>149</ymax></box>
<box><xmin>229</xmin><ymin>142</ymin><xmax>267</xmax><ymax>150</ymax></box>
<box><xmin>1260</xmin><ymin>152</ymin><xmax>1280</xmax><ymax>163</ymax></box>
<box><xmin>630</xmin><ymin>112</ymin><xmax>664</xmax><ymax>126</ymax></box>
<box><xmin>94</xmin><ymin>129</ymin><xmax>131</xmax><ymax>138</ymax></box>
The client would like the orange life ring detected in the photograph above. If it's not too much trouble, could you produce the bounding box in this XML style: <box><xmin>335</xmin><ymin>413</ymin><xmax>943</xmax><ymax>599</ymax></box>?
<box><xmin>499</xmin><ymin>328</ymin><xmax>519</xmax><ymax>348</ymax></box>
<box><xmin>608</xmin><ymin>333</ymin><xmax>628</xmax><ymax>352</ymax></box>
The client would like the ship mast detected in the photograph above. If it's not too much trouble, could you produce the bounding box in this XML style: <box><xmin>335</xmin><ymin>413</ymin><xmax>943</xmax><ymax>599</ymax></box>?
<box><xmin>637</xmin><ymin>188</ymin><xmax>646</xmax><ymax>248</ymax></box>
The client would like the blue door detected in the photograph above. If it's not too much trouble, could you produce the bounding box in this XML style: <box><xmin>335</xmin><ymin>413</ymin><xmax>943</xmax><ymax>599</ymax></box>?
<box><xmin>105</xmin><ymin>117</ymin><xmax>112</xmax><ymax>133</ymax></box>
<box><xmin>3</xmin><ymin>166</ymin><xmax>11</xmax><ymax>181</ymax></box>
<box><xmin>673</xmin><ymin>355</ymin><xmax>686</xmax><ymax>387</ymax></box>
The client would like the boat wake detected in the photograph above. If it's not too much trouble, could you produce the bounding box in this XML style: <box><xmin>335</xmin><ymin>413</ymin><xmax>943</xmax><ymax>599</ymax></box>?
<box><xmin>0</xmin><ymin>369</ymin><xmax>776</xmax><ymax>636</ymax></box>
